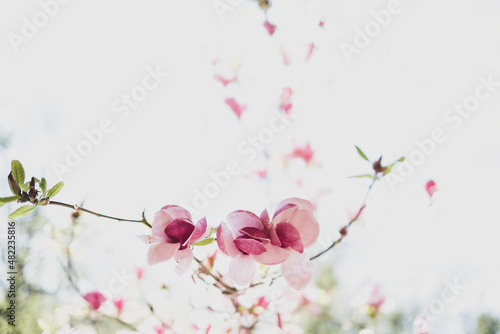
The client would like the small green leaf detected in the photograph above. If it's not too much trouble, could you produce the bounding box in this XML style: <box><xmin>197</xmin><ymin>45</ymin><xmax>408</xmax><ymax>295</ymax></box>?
<box><xmin>191</xmin><ymin>238</ymin><xmax>215</xmax><ymax>246</ymax></box>
<box><xmin>40</xmin><ymin>178</ymin><xmax>47</xmax><ymax>196</ymax></box>
<box><xmin>22</xmin><ymin>181</ymin><xmax>30</xmax><ymax>192</ymax></box>
<box><xmin>11</xmin><ymin>160</ymin><xmax>25</xmax><ymax>186</ymax></box>
<box><xmin>0</xmin><ymin>196</ymin><xmax>21</xmax><ymax>208</ymax></box>
<box><xmin>8</xmin><ymin>205</ymin><xmax>36</xmax><ymax>219</ymax></box>
<box><xmin>348</xmin><ymin>174</ymin><xmax>376</xmax><ymax>179</ymax></box>
<box><xmin>8</xmin><ymin>172</ymin><xmax>22</xmax><ymax>196</ymax></box>
<box><xmin>397</xmin><ymin>156</ymin><xmax>405</xmax><ymax>162</ymax></box>
<box><xmin>355</xmin><ymin>146</ymin><xmax>369</xmax><ymax>161</ymax></box>
<box><xmin>46</xmin><ymin>181</ymin><xmax>64</xmax><ymax>199</ymax></box>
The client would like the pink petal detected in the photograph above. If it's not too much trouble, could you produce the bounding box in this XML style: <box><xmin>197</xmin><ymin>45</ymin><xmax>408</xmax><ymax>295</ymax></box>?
<box><xmin>234</xmin><ymin>238</ymin><xmax>267</xmax><ymax>255</ymax></box>
<box><xmin>251</xmin><ymin>244</ymin><xmax>290</xmax><ymax>265</ymax></box>
<box><xmin>280</xmin><ymin>87</ymin><xmax>293</xmax><ymax>114</ymax></box>
<box><xmin>152</xmin><ymin>206</ymin><xmax>192</xmax><ymax>238</ymax></box>
<box><xmin>239</xmin><ymin>227</ymin><xmax>270</xmax><ymax>242</ymax></box>
<box><xmin>147</xmin><ymin>242</ymin><xmax>180</xmax><ymax>265</ymax></box>
<box><xmin>216</xmin><ymin>222</ymin><xmax>241</xmax><ymax>257</ymax></box>
<box><xmin>304</xmin><ymin>42</ymin><xmax>315</xmax><ymax>62</ymax></box>
<box><xmin>288</xmin><ymin>210</ymin><xmax>319</xmax><ymax>248</ymax></box>
<box><xmin>273</xmin><ymin>203</ymin><xmax>297</xmax><ymax>219</ymax></box>
<box><xmin>281</xmin><ymin>252</ymin><xmax>313</xmax><ymax>290</ymax></box>
<box><xmin>275</xmin><ymin>222</ymin><xmax>304</xmax><ymax>253</ymax></box>
<box><xmin>188</xmin><ymin>217</ymin><xmax>207</xmax><ymax>244</ymax></box>
<box><xmin>225</xmin><ymin>97</ymin><xmax>247</xmax><ymax>118</ymax></box>
<box><xmin>260</xmin><ymin>209</ymin><xmax>270</xmax><ymax>224</ymax></box>
<box><xmin>229</xmin><ymin>254</ymin><xmax>257</xmax><ymax>285</ymax></box>
<box><xmin>279</xmin><ymin>198</ymin><xmax>312</xmax><ymax>213</ymax></box>
<box><xmin>214</xmin><ymin>74</ymin><xmax>236</xmax><ymax>86</ymax></box>
<box><xmin>263</xmin><ymin>20</ymin><xmax>277</xmax><ymax>35</ymax></box>
<box><xmin>426</xmin><ymin>180</ymin><xmax>437</xmax><ymax>197</ymax></box>
<box><xmin>174</xmin><ymin>248</ymin><xmax>193</xmax><ymax>275</ymax></box>
<box><xmin>164</xmin><ymin>218</ymin><xmax>195</xmax><ymax>247</ymax></box>
<box><xmin>113</xmin><ymin>298</ymin><xmax>124</xmax><ymax>314</ymax></box>
<box><xmin>84</xmin><ymin>291</ymin><xmax>106</xmax><ymax>310</ymax></box>
<box><xmin>227</xmin><ymin>210</ymin><xmax>264</xmax><ymax>238</ymax></box>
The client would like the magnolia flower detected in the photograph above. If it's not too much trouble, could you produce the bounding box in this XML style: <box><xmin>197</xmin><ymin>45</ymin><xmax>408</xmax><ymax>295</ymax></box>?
<box><xmin>217</xmin><ymin>198</ymin><xmax>319</xmax><ymax>290</ymax></box>
<box><xmin>214</xmin><ymin>74</ymin><xmax>236</xmax><ymax>86</ymax></box>
<box><xmin>84</xmin><ymin>291</ymin><xmax>106</xmax><ymax>310</ymax></box>
<box><xmin>146</xmin><ymin>205</ymin><xmax>207</xmax><ymax>275</ymax></box>
<box><xmin>288</xmin><ymin>142</ymin><xmax>315</xmax><ymax>165</ymax></box>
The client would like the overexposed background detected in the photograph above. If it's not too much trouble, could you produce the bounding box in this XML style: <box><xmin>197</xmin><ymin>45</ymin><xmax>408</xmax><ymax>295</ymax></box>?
<box><xmin>1</xmin><ymin>0</ymin><xmax>500</xmax><ymax>333</ymax></box>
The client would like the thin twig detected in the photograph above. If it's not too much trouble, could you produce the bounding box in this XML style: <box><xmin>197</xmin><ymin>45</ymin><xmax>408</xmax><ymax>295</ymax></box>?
<box><xmin>49</xmin><ymin>200</ymin><xmax>151</xmax><ymax>228</ymax></box>
<box><xmin>310</xmin><ymin>178</ymin><xmax>376</xmax><ymax>261</ymax></box>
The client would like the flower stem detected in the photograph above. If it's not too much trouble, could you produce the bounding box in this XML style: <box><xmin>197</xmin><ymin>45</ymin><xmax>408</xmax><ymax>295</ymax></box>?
<box><xmin>48</xmin><ymin>200</ymin><xmax>152</xmax><ymax>228</ymax></box>
<box><xmin>310</xmin><ymin>178</ymin><xmax>377</xmax><ymax>261</ymax></box>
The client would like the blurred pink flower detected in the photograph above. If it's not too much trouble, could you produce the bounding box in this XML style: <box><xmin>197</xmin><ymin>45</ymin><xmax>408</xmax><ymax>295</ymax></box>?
<box><xmin>154</xmin><ymin>324</ymin><xmax>166</xmax><ymax>334</ymax></box>
<box><xmin>425</xmin><ymin>180</ymin><xmax>437</xmax><ymax>197</ymax></box>
<box><xmin>145</xmin><ymin>205</ymin><xmax>207</xmax><ymax>275</ymax></box>
<box><xmin>217</xmin><ymin>198</ymin><xmax>319</xmax><ymax>289</ymax></box>
<box><xmin>280</xmin><ymin>45</ymin><xmax>291</xmax><ymax>66</ymax></box>
<box><xmin>84</xmin><ymin>291</ymin><xmax>106</xmax><ymax>310</ymax></box>
<box><xmin>280</xmin><ymin>87</ymin><xmax>293</xmax><ymax>114</ymax></box>
<box><xmin>113</xmin><ymin>298</ymin><xmax>124</xmax><ymax>315</ymax></box>
<box><xmin>214</xmin><ymin>74</ymin><xmax>236</xmax><ymax>86</ymax></box>
<box><xmin>288</xmin><ymin>142</ymin><xmax>315</xmax><ymax>165</ymax></box>
<box><xmin>263</xmin><ymin>20</ymin><xmax>277</xmax><ymax>35</ymax></box>
<box><xmin>225</xmin><ymin>97</ymin><xmax>247</xmax><ymax>118</ymax></box>
<box><xmin>305</xmin><ymin>43</ymin><xmax>315</xmax><ymax>62</ymax></box>
<box><xmin>135</xmin><ymin>266</ymin><xmax>144</xmax><ymax>280</ymax></box>
<box><xmin>368</xmin><ymin>286</ymin><xmax>385</xmax><ymax>309</ymax></box>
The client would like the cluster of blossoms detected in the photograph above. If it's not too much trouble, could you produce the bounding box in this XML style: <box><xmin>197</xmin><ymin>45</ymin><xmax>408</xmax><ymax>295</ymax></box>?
<box><xmin>142</xmin><ymin>198</ymin><xmax>320</xmax><ymax>290</ymax></box>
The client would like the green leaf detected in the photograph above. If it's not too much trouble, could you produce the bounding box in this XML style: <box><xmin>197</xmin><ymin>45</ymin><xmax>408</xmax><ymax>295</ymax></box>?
<box><xmin>348</xmin><ymin>174</ymin><xmax>376</xmax><ymax>179</ymax></box>
<box><xmin>355</xmin><ymin>146</ymin><xmax>369</xmax><ymax>161</ymax></box>
<box><xmin>8</xmin><ymin>205</ymin><xmax>36</xmax><ymax>219</ymax></box>
<box><xmin>383</xmin><ymin>156</ymin><xmax>406</xmax><ymax>175</ymax></box>
<box><xmin>46</xmin><ymin>181</ymin><xmax>64</xmax><ymax>199</ymax></box>
<box><xmin>0</xmin><ymin>196</ymin><xmax>21</xmax><ymax>208</ymax></box>
<box><xmin>397</xmin><ymin>156</ymin><xmax>405</xmax><ymax>162</ymax></box>
<box><xmin>191</xmin><ymin>238</ymin><xmax>215</xmax><ymax>246</ymax></box>
<box><xmin>11</xmin><ymin>160</ymin><xmax>25</xmax><ymax>186</ymax></box>
<box><xmin>40</xmin><ymin>178</ymin><xmax>47</xmax><ymax>196</ymax></box>
<box><xmin>21</xmin><ymin>181</ymin><xmax>30</xmax><ymax>192</ymax></box>
<box><xmin>8</xmin><ymin>172</ymin><xmax>22</xmax><ymax>196</ymax></box>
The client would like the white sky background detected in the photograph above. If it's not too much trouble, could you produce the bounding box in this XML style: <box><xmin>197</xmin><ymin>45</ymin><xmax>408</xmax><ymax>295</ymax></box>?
<box><xmin>1</xmin><ymin>0</ymin><xmax>500</xmax><ymax>332</ymax></box>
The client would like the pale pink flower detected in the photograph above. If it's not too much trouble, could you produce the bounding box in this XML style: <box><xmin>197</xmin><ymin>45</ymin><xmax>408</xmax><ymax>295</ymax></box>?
<box><xmin>225</xmin><ymin>97</ymin><xmax>247</xmax><ymax>118</ymax></box>
<box><xmin>280</xmin><ymin>87</ymin><xmax>293</xmax><ymax>114</ymax></box>
<box><xmin>84</xmin><ymin>291</ymin><xmax>106</xmax><ymax>310</ymax></box>
<box><xmin>154</xmin><ymin>323</ymin><xmax>166</xmax><ymax>334</ymax></box>
<box><xmin>217</xmin><ymin>198</ymin><xmax>319</xmax><ymax>290</ymax></box>
<box><xmin>425</xmin><ymin>180</ymin><xmax>437</xmax><ymax>197</ymax></box>
<box><xmin>146</xmin><ymin>205</ymin><xmax>207</xmax><ymax>275</ymax></box>
<box><xmin>263</xmin><ymin>20</ymin><xmax>277</xmax><ymax>35</ymax></box>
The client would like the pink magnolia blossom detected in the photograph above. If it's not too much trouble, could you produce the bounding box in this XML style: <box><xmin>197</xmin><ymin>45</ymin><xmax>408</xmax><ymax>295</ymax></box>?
<box><xmin>84</xmin><ymin>291</ymin><xmax>106</xmax><ymax>310</ymax></box>
<box><xmin>425</xmin><ymin>180</ymin><xmax>437</xmax><ymax>197</ymax></box>
<box><xmin>113</xmin><ymin>298</ymin><xmax>124</xmax><ymax>315</ymax></box>
<box><xmin>280</xmin><ymin>87</ymin><xmax>293</xmax><ymax>114</ymax></box>
<box><xmin>225</xmin><ymin>97</ymin><xmax>247</xmax><ymax>118</ymax></box>
<box><xmin>214</xmin><ymin>74</ymin><xmax>236</xmax><ymax>86</ymax></box>
<box><xmin>217</xmin><ymin>198</ymin><xmax>319</xmax><ymax>290</ymax></box>
<box><xmin>154</xmin><ymin>324</ymin><xmax>166</xmax><ymax>334</ymax></box>
<box><xmin>145</xmin><ymin>205</ymin><xmax>207</xmax><ymax>275</ymax></box>
<box><xmin>263</xmin><ymin>20</ymin><xmax>277</xmax><ymax>35</ymax></box>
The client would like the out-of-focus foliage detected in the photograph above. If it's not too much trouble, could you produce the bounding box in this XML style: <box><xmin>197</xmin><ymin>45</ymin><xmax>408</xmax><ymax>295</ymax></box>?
<box><xmin>476</xmin><ymin>314</ymin><xmax>500</xmax><ymax>334</ymax></box>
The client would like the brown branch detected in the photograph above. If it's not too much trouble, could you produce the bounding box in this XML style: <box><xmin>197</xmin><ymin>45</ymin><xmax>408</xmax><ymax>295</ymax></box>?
<box><xmin>310</xmin><ymin>178</ymin><xmax>376</xmax><ymax>261</ymax></box>
<box><xmin>49</xmin><ymin>200</ymin><xmax>151</xmax><ymax>228</ymax></box>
